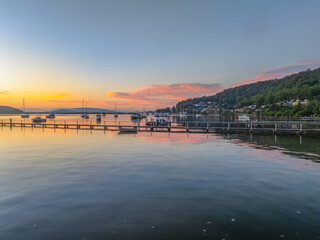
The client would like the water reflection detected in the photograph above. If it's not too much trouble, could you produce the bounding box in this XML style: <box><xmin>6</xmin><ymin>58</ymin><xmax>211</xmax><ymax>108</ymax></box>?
<box><xmin>1</xmin><ymin>126</ymin><xmax>320</xmax><ymax>240</ymax></box>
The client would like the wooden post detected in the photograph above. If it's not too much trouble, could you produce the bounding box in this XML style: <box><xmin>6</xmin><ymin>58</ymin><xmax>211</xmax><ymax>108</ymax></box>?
<box><xmin>187</xmin><ymin>122</ymin><xmax>189</xmax><ymax>132</ymax></box>
<box><xmin>206</xmin><ymin>122</ymin><xmax>209</xmax><ymax>133</ymax></box>
<box><xmin>300</xmin><ymin>123</ymin><xmax>303</xmax><ymax>134</ymax></box>
<box><xmin>227</xmin><ymin>122</ymin><xmax>230</xmax><ymax>132</ymax></box>
<box><xmin>250</xmin><ymin>122</ymin><xmax>253</xmax><ymax>133</ymax></box>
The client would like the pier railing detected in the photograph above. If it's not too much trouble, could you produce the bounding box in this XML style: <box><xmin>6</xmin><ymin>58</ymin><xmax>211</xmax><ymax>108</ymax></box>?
<box><xmin>1</xmin><ymin>119</ymin><xmax>320</xmax><ymax>135</ymax></box>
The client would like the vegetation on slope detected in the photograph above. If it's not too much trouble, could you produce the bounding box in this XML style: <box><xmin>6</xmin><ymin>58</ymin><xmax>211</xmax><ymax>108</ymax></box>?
<box><xmin>176</xmin><ymin>68</ymin><xmax>320</xmax><ymax>117</ymax></box>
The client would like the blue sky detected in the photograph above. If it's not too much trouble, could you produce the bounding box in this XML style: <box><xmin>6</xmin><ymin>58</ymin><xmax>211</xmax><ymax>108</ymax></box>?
<box><xmin>1</xmin><ymin>0</ymin><xmax>320</xmax><ymax>110</ymax></box>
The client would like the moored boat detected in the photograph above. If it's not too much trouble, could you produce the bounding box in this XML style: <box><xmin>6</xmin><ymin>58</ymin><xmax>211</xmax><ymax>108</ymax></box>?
<box><xmin>238</xmin><ymin>115</ymin><xmax>250</xmax><ymax>122</ymax></box>
<box><xmin>131</xmin><ymin>112</ymin><xmax>146</xmax><ymax>120</ymax></box>
<box><xmin>118</xmin><ymin>127</ymin><xmax>138</xmax><ymax>134</ymax></box>
<box><xmin>21</xmin><ymin>98</ymin><xmax>30</xmax><ymax>118</ymax></box>
<box><xmin>46</xmin><ymin>112</ymin><xmax>55</xmax><ymax>119</ymax></box>
<box><xmin>33</xmin><ymin>116</ymin><xmax>47</xmax><ymax>123</ymax></box>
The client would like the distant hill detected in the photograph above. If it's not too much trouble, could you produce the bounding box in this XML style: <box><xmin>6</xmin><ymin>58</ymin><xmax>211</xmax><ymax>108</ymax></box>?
<box><xmin>176</xmin><ymin>68</ymin><xmax>320</xmax><ymax>116</ymax></box>
<box><xmin>52</xmin><ymin>108</ymin><xmax>115</xmax><ymax>114</ymax></box>
<box><xmin>0</xmin><ymin>106</ymin><xmax>23</xmax><ymax>114</ymax></box>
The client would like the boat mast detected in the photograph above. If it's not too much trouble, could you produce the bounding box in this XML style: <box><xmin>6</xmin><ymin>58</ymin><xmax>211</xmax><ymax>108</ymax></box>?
<box><xmin>82</xmin><ymin>98</ymin><xmax>84</xmax><ymax>113</ymax></box>
<box><xmin>23</xmin><ymin>98</ymin><xmax>25</xmax><ymax>113</ymax></box>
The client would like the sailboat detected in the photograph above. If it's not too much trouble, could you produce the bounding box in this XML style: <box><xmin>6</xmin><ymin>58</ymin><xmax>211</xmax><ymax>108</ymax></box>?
<box><xmin>114</xmin><ymin>104</ymin><xmax>118</xmax><ymax>118</ymax></box>
<box><xmin>81</xmin><ymin>99</ymin><xmax>89</xmax><ymax>119</ymax></box>
<box><xmin>21</xmin><ymin>98</ymin><xmax>30</xmax><ymax>118</ymax></box>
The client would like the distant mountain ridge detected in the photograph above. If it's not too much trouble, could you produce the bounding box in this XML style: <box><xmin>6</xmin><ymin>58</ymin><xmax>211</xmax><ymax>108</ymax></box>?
<box><xmin>0</xmin><ymin>106</ymin><xmax>23</xmax><ymax>114</ymax></box>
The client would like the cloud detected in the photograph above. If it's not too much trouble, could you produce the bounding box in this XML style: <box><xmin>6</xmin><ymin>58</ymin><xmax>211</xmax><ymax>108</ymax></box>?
<box><xmin>48</xmin><ymin>99</ymin><xmax>82</xmax><ymax>103</ymax></box>
<box><xmin>234</xmin><ymin>59</ymin><xmax>320</xmax><ymax>87</ymax></box>
<box><xmin>43</xmin><ymin>94</ymin><xmax>71</xmax><ymax>98</ymax></box>
<box><xmin>108</xmin><ymin>83</ymin><xmax>223</xmax><ymax>108</ymax></box>
<box><xmin>0</xmin><ymin>91</ymin><xmax>9</xmax><ymax>94</ymax></box>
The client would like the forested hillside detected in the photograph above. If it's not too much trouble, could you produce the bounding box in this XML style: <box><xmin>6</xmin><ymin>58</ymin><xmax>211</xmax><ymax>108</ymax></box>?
<box><xmin>176</xmin><ymin>68</ymin><xmax>320</xmax><ymax>116</ymax></box>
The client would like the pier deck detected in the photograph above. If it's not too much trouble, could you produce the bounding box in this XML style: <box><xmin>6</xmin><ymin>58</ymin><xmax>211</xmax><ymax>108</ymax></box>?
<box><xmin>1</xmin><ymin>119</ymin><xmax>320</xmax><ymax>135</ymax></box>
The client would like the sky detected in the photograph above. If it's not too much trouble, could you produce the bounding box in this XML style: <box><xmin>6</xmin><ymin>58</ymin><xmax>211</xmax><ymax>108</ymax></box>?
<box><xmin>0</xmin><ymin>0</ymin><xmax>320</xmax><ymax>111</ymax></box>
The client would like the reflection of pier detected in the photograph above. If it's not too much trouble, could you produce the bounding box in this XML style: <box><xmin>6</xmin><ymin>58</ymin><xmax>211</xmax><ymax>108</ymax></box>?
<box><xmin>1</xmin><ymin>120</ymin><xmax>320</xmax><ymax>135</ymax></box>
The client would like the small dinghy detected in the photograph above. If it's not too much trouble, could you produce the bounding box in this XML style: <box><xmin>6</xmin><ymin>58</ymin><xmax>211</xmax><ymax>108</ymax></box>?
<box><xmin>118</xmin><ymin>127</ymin><xmax>138</xmax><ymax>134</ymax></box>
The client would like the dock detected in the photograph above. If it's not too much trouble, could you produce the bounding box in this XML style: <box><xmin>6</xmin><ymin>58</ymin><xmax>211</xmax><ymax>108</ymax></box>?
<box><xmin>1</xmin><ymin>119</ymin><xmax>320</xmax><ymax>135</ymax></box>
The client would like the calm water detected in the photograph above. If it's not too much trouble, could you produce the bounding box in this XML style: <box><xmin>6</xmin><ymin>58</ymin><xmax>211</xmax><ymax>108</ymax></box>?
<box><xmin>0</xmin><ymin>125</ymin><xmax>320</xmax><ymax>239</ymax></box>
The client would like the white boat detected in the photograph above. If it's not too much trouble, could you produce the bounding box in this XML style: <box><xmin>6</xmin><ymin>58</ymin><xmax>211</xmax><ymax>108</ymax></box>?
<box><xmin>81</xmin><ymin>100</ymin><xmax>89</xmax><ymax>119</ymax></box>
<box><xmin>96</xmin><ymin>114</ymin><xmax>101</xmax><ymax>121</ymax></box>
<box><xmin>33</xmin><ymin>116</ymin><xmax>47</xmax><ymax>123</ymax></box>
<box><xmin>46</xmin><ymin>112</ymin><xmax>55</xmax><ymax>119</ymax></box>
<box><xmin>131</xmin><ymin>112</ymin><xmax>146</xmax><ymax>120</ymax></box>
<box><xmin>238</xmin><ymin>115</ymin><xmax>251</xmax><ymax>122</ymax></box>
<box><xmin>21</xmin><ymin>98</ymin><xmax>30</xmax><ymax>118</ymax></box>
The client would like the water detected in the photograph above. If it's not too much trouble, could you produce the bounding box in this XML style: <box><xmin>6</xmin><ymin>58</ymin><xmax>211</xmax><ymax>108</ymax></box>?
<box><xmin>0</xmin><ymin>124</ymin><xmax>320</xmax><ymax>239</ymax></box>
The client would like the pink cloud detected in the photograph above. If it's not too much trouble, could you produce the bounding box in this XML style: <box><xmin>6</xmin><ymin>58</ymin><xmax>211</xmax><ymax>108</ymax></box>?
<box><xmin>108</xmin><ymin>83</ymin><xmax>223</xmax><ymax>108</ymax></box>
<box><xmin>234</xmin><ymin>59</ymin><xmax>320</xmax><ymax>87</ymax></box>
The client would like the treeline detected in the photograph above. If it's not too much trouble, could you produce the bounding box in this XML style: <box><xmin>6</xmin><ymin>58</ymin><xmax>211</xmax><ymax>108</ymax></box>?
<box><xmin>176</xmin><ymin>68</ymin><xmax>320</xmax><ymax>116</ymax></box>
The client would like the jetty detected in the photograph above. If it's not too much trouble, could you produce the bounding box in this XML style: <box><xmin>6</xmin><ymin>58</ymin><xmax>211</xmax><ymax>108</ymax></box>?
<box><xmin>1</xmin><ymin>119</ymin><xmax>320</xmax><ymax>135</ymax></box>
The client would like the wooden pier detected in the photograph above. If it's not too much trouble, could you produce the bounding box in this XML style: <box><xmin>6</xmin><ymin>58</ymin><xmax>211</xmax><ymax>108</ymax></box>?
<box><xmin>1</xmin><ymin>119</ymin><xmax>320</xmax><ymax>135</ymax></box>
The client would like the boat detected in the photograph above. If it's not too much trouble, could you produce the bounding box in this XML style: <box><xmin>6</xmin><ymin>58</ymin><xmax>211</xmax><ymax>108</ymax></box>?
<box><xmin>238</xmin><ymin>115</ymin><xmax>251</xmax><ymax>122</ymax></box>
<box><xmin>146</xmin><ymin>118</ymin><xmax>168</xmax><ymax>126</ymax></box>
<box><xmin>118</xmin><ymin>127</ymin><xmax>138</xmax><ymax>134</ymax></box>
<box><xmin>46</xmin><ymin>112</ymin><xmax>55</xmax><ymax>119</ymax></box>
<box><xmin>96</xmin><ymin>114</ymin><xmax>101</xmax><ymax>121</ymax></box>
<box><xmin>179</xmin><ymin>112</ymin><xmax>187</xmax><ymax>117</ymax></box>
<box><xmin>102</xmin><ymin>112</ymin><xmax>106</xmax><ymax>116</ymax></box>
<box><xmin>21</xmin><ymin>98</ymin><xmax>30</xmax><ymax>118</ymax></box>
<box><xmin>131</xmin><ymin>112</ymin><xmax>146</xmax><ymax>120</ymax></box>
<box><xmin>301</xmin><ymin>116</ymin><xmax>313</xmax><ymax>121</ymax></box>
<box><xmin>81</xmin><ymin>100</ymin><xmax>89</xmax><ymax>119</ymax></box>
<box><xmin>32</xmin><ymin>116</ymin><xmax>47</xmax><ymax>123</ymax></box>
<box><xmin>114</xmin><ymin>104</ymin><xmax>118</xmax><ymax>118</ymax></box>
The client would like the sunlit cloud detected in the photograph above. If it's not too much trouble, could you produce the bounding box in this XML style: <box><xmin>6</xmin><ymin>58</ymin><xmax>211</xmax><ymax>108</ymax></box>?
<box><xmin>47</xmin><ymin>100</ymin><xmax>82</xmax><ymax>103</ymax></box>
<box><xmin>108</xmin><ymin>83</ymin><xmax>223</xmax><ymax>108</ymax></box>
<box><xmin>234</xmin><ymin>59</ymin><xmax>320</xmax><ymax>87</ymax></box>
<box><xmin>0</xmin><ymin>91</ymin><xmax>9</xmax><ymax>94</ymax></box>
<box><xmin>43</xmin><ymin>94</ymin><xmax>71</xmax><ymax>98</ymax></box>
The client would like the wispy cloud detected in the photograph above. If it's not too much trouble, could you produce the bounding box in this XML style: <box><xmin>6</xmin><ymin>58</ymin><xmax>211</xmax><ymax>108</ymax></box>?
<box><xmin>48</xmin><ymin>99</ymin><xmax>82</xmax><ymax>103</ymax></box>
<box><xmin>108</xmin><ymin>83</ymin><xmax>223</xmax><ymax>108</ymax></box>
<box><xmin>0</xmin><ymin>91</ymin><xmax>9</xmax><ymax>94</ymax></box>
<box><xmin>43</xmin><ymin>94</ymin><xmax>71</xmax><ymax>98</ymax></box>
<box><xmin>234</xmin><ymin>59</ymin><xmax>320</xmax><ymax>87</ymax></box>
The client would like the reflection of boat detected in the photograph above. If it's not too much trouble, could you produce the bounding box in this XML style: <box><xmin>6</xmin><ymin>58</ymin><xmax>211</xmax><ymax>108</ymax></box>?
<box><xmin>33</xmin><ymin>116</ymin><xmax>47</xmax><ymax>123</ymax></box>
<box><xmin>118</xmin><ymin>127</ymin><xmax>137</xmax><ymax>134</ymax></box>
<box><xmin>114</xmin><ymin>104</ymin><xmax>118</xmax><ymax>118</ymax></box>
<box><xmin>46</xmin><ymin>112</ymin><xmax>55</xmax><ymax>119</ymax></box>
<box><xmin>96</xmin><ymin>114</ymin><xmax>101</xmax><ymax>121</ymax></box>
<box><xmin>21</xmin><ymin>98</ymin><xmax>30</xmax><ymax>118</ymax></box>
<box><xmin>238</xmin><ymin>115</ymin><xmax>250</xmax><ymax>122</ymax></box>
